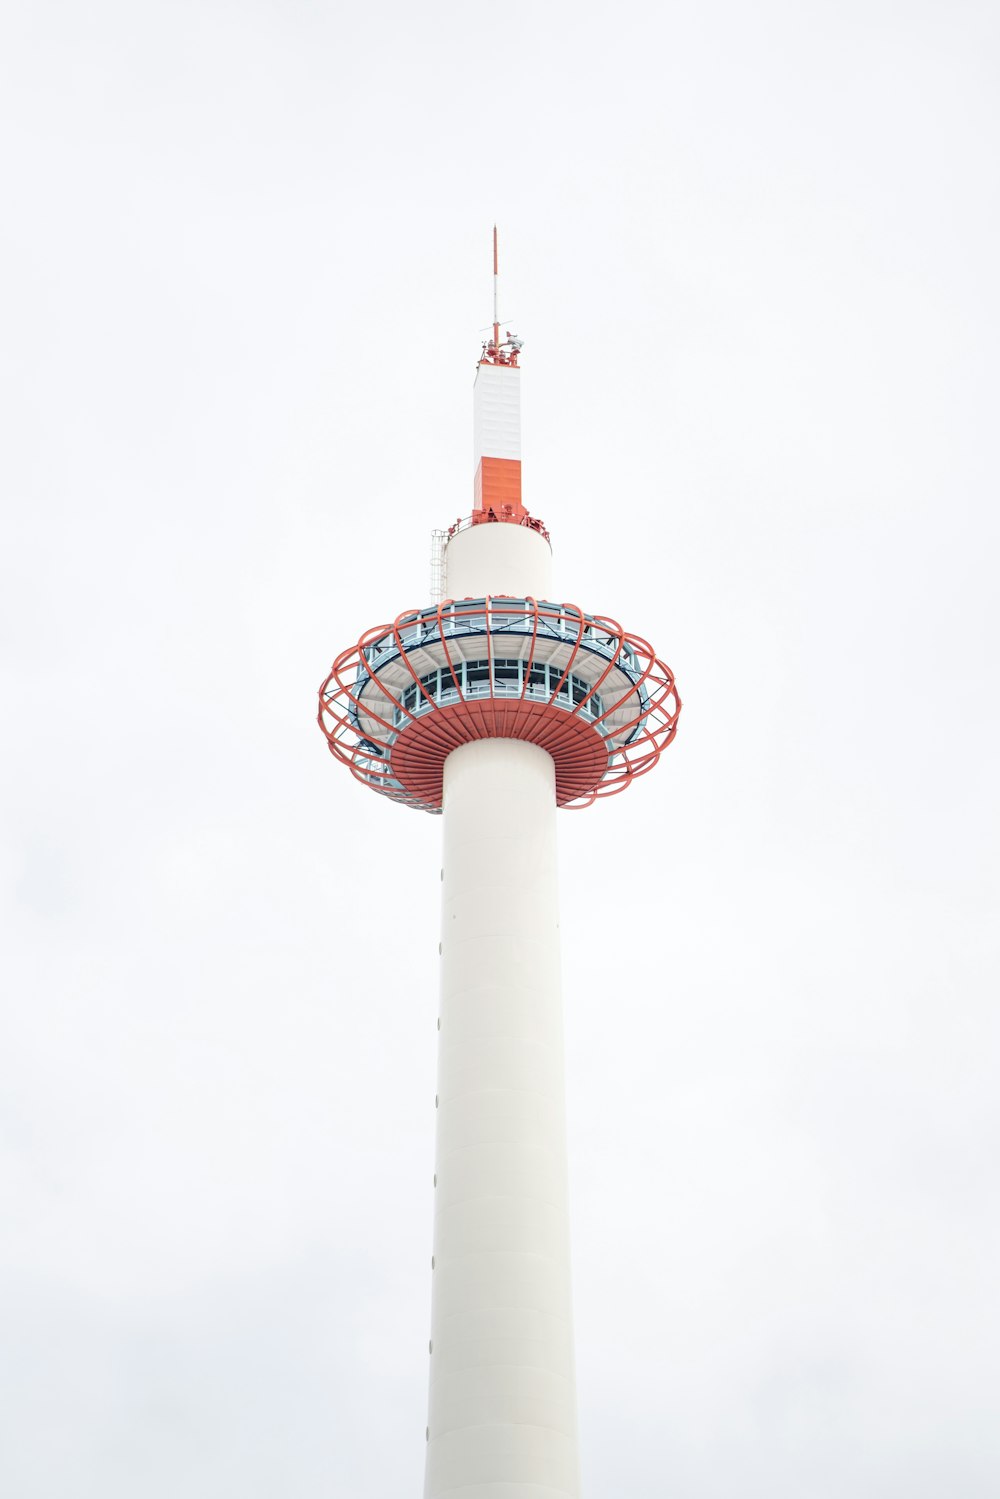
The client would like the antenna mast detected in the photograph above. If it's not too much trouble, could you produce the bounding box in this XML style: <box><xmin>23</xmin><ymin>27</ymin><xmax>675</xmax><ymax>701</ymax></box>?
<box><xmin>492</xmin><ymin>225</ymin><xmax>500</xmax><ymax>353</ymax></box>
<box><xmin>480</xmin><ymin>226</ymin><xmax>520</xmax><ymax>367</ymax></box>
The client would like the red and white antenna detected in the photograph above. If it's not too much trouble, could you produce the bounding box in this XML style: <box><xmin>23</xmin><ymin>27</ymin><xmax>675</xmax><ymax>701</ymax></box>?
<box><xmin>492</xmin><ymin>224</ymin><xmax>500</xmax><ymax>354</ymax></box>
<box><xmin>474</xmin><ymin>227</ymin><xmax>525</xmax><ymax>520</ymax></box>
<box><xmin>482</xmin><ymin>226</ymin><xmax>519</xmax><ymax>367</ymax></box>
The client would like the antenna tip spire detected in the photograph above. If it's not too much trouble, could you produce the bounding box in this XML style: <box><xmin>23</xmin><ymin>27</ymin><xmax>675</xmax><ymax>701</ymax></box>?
<box><xmin>481</xmin><ymin>226</ymin><xmax>520</xmax><ymax>367</ymax></box>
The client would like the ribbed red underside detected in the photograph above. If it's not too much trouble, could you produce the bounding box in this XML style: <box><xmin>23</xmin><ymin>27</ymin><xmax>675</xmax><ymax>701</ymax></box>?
<box><xmin>389</xmin><ymin>699</ymin><xmax>610</xmax><ymax>809</ymax></box>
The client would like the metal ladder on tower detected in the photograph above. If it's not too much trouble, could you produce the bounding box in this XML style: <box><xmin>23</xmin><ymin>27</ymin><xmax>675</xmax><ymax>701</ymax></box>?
<box><xmin>429</xmin><ymin>528</ymin><xmax>447</xmax><ymax>603</ymax></box>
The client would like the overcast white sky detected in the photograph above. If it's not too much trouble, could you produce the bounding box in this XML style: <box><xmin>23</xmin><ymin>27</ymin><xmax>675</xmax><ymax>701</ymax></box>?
<box><xmin>2</xmin><ymin>2</ymin><xmax>998</xmax><ymax>1495</ymax></box>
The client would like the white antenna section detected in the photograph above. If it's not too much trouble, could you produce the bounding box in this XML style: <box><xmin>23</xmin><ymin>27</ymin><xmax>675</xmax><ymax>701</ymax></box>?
<box><xmin>429</xmin><ymin>528</ymin><xmax>447</xmax><ymax>602</ymax></box>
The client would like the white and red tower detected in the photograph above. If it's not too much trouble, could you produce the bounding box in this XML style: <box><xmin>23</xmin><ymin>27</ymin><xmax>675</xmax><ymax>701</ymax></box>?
<box><xmin>319</xmin><ymin>234</ymin><xmax>681</xmax><ymax>1499</ymax></box>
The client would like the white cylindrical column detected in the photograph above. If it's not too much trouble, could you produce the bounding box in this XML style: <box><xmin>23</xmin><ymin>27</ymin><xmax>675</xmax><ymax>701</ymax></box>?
<box><xmin>445</xmin><ymin>522</ymin><xmax>552</xmax><ymax>600</ymax></box>
<box><xmin>425</xmin><ymin>738</ymin><xmax>579</xmax><ymax>1499</ymax></box>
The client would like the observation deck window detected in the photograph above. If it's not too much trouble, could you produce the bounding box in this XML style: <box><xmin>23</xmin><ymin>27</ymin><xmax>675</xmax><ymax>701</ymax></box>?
<box><xmin>388</xmin><ymin>659</ymin><xmax>606</xmax><ymax>728</ymax></box>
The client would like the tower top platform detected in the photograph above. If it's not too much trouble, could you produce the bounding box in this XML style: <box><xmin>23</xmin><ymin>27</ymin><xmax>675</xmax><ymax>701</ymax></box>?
<box><xmin>316</xmin><ymin>233</ymin><xmax>681</xmax><ymax>812</ymax></box>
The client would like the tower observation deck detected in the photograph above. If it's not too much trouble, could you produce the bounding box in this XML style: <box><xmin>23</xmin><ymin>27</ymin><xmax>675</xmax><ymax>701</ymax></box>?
<box><xmin>318</xmin><ymin>232</ymin><xmax>681</xmax><ymax>1499</ymax></box>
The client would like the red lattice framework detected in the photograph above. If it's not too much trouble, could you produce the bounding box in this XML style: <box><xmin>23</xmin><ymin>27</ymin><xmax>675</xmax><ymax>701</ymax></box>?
<box><xmin>317</xmin><ymin>597</ymin><xmax>681</xmax><ymax>813</ymax></box>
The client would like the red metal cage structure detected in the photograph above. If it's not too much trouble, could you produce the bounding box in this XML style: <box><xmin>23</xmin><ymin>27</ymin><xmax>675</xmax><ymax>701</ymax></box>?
<box><xmin>317</xmin><ymin>596</ymin><xmax>681</xmax><ymax>812</ymax></box>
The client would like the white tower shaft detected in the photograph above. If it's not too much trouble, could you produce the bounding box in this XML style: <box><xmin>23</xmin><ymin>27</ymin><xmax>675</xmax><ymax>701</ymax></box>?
<box><xmin>425</xmin><ymin>524</ymin><xmax>580</xmax><ymax>1499</ymax></box>
<box><xmin>427</xmin><ymin>739</ymin><xmax>579</xmax><ymax>1499</ymax></box>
